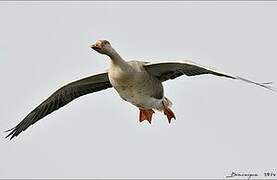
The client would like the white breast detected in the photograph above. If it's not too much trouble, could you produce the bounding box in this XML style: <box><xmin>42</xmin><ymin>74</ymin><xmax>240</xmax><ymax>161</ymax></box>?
<box><xmin>108</xmin><ymin>64</ymin><xmax>164</xmax><ymax>110</ymax></box>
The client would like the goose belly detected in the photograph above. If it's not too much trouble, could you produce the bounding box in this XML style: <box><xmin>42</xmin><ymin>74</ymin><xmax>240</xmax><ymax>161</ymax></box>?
<box><xmin>109</xmin><ymin>73</ymin><xmax>163</xmax><ymax>110</ymax></box>
<box><xmin>116</xmin><ymin>85</ymin><xmax>163</xmax><ymax>110</ymax></box>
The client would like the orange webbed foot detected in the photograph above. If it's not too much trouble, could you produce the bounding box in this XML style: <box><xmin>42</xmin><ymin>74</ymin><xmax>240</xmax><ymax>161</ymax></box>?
<box><xmin>139</xmin><ymin>109</ymin><xmax>155</xmax><ymax>124</ymax></box>
<box><xmin>163</xmin><ymin>107</ymin><xmax>176</xmax><ymax>123</ymax></box>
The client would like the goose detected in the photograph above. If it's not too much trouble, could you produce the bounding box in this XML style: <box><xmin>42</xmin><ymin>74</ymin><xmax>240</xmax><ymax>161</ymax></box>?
<box><xmin>5</xmin><ymin>40</ymin><xmax>274</xmax><ymax>140</ymax></box>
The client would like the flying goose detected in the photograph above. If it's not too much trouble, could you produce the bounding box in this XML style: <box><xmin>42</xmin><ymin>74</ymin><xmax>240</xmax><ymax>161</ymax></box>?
<box><xmin>5</xmin><ymin>40</ymin><xmax>274</xmax><ymax>139</ymax></box>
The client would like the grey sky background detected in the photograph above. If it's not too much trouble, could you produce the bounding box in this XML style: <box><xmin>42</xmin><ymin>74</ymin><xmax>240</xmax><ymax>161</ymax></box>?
<box><xmin>1</xmin><ymin>2</ymin><xmax>277</xmax><ymax>179</ymax></box>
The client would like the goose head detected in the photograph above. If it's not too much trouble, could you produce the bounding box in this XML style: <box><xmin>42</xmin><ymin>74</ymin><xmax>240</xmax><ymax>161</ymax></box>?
<box><xmin>91</xmin><ymin>40</ymin><xmax>114</xmax><ymax>56</ymax></box>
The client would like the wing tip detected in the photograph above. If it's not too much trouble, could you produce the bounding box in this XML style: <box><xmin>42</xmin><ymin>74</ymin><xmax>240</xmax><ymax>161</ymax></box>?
<box><xmin>236</xmin><ymin>76</ymin><xmax>276</xmax><ymax>92</ymax></box>
<box><xmin>4</xmin><ymin>127</ymin><xmax>18</xmax><ymax>140</ymax></box>
<box><xmin>259</xmin><ymin>82</ymin><xmax>276</xmax><ymax>92</ymax></box>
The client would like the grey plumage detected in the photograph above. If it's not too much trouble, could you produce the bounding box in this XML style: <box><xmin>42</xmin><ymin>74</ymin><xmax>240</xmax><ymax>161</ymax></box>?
<box><xmin>5</xmin><ymin>72</ymin><xmax>112</xmax><ymax>139</ymax></box>
<box><xmin>6</xmin><ymin>39</ymin><xmax>275</xmax><ymax>140</ymax></box>
<box><xmin>144</xmin><ymin>60</ymin><xmax>275</xmax><ymax>91</ymax></box>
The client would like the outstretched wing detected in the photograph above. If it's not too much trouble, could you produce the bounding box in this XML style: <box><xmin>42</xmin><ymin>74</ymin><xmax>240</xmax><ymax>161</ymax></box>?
<box><xmin>6</xmin><ymin>72</ymin><xmax>112</xmax><ymax>140</ymax></box>
<box><xmin>144</xmin><ymin>60</ymin><xmax>274</xmax><ymax>90</ymax></box>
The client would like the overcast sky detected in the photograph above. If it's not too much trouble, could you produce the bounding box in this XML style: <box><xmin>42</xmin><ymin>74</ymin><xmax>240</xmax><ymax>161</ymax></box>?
<box><xmin>1</xmin><ymin>2</ymin><xmax>277</xmax><ymax>179</ymax></box>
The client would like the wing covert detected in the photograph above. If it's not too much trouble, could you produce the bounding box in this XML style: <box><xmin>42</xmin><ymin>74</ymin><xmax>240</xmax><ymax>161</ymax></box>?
<box><xmin>144</xmin><ymin>60</ymin><xmax>274</xmax><ymax>90</ymax></box>
<box><xmin>6</xmin><ymin>72</ymin><xmax>112</xmax><ymax>139</ymax></box>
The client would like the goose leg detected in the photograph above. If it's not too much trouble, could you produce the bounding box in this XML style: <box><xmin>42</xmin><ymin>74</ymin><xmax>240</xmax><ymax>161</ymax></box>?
<box><xmin>139</xmin><ymin>109</ymin><xmax>155</xmax><ymax>124</ymax></box>
<box><xmin>162</xmin><ymin>103</ymin><xmax>176</xmax><ymax>123</ymax></box>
